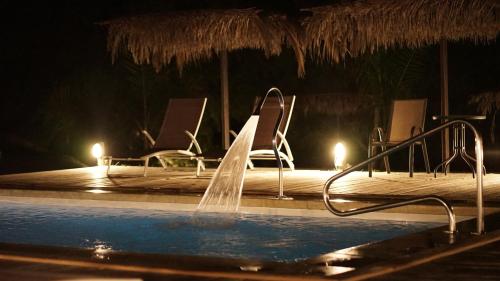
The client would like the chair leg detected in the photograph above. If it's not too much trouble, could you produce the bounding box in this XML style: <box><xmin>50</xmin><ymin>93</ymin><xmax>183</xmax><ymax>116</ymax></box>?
<box><xmin>196</xmin><ymin>161</ymin><xmax>201</xmax><ymax>177</ymax></box>
<box><xmin>154</xmin><ymin>155</ymin><xmax>168</xmax><ymax>169</ymax></box>
<box><xmin>247</xmin><ymin>159</ymin><xmax>255</xmax><ymax>170</ymax></box>
<box><xmin>106</xmin><ymin>157</ymin><xmax>112</xmax><ymax>177</ymax></box>
<box><xmin>143</xmin><ymin>158</ymin><xmax>149</xmax><ymax>177</ymax></box>
<box><xmin>196</xmin><ymin>159</ymin><xmax>205</xmax><ymax>177</ymax></box>
<box><xmin>382</xmin><ymin>145</ymin><xmax>391</xmax><ymax>174</ymax></box>
<box><xmin>409</xmin><ymin>144</ymin><xmax>415</xmax><ymax>177</ymax></box>
<box><xmin>368</xmin><ymin>138</ymin><xmax>373</xmax><ymax>177</ymax></box>
<box><xmin>278</xmin><ymin>151</ymin><xmax>295</xmax><ymax>171</ymax></box>
<box><xmin>421</xmin><ymin>140</ymin><xmax>431</xmax><ymax>174</ymax></box>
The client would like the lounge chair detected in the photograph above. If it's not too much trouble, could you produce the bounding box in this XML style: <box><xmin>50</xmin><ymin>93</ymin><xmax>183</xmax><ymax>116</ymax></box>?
<box><xmin>106</xmin><ymin>98</ymin><xmax>207</xmax><ymax>177</ymax></box>
<box><xmin>230</xmin><ymin>95</ymin><xmax>296</xmax><ymax>170</ymax></box>
<box><xmin>368</xmin><ymin>98</ymin><xmax>431</xmax><ymax>177</ymax></box>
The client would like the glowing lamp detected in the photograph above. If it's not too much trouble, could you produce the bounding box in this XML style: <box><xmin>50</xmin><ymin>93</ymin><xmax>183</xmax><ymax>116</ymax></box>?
<box><xmin>333</xmin><ymin>142</ymin><xmax>347</xmax><ymax>170</ymax></box>
<box><xmin>91</xmin><ymin>143</ymin><xmax>104</xmax><ymax>165</ymax></box>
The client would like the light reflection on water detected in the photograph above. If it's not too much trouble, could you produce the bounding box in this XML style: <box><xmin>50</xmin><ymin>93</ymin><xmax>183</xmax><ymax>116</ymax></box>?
<box><xmin>0</xmin><ymin>202</ymin><xmax>442</xmax><ymax>261</ymax></box>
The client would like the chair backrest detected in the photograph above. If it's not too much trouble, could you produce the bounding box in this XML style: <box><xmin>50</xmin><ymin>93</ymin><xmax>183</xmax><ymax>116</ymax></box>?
<box><xmin>251</xmin><ymin>95</ymin><xmax>296</xmax><ymax>150</ymax></box>
<box><xmin>153</xmin><ymin>98</ymin><xmax>207</xmax><ymax>150</ymax></box>
<box><xmin>386</xmin><ymin>98</ymin><xmax>427</xmax><ymax>142</ymax></box>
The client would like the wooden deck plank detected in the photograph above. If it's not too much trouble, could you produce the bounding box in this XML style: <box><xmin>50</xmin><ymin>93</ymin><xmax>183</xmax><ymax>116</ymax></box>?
<box><xmin>0</xmin><ymin>166</ymin><xmax>499</xmax><ymax>203</ymax></box>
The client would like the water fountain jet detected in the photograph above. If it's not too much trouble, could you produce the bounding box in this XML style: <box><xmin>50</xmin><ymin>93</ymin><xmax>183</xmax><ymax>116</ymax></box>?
<box><xmin>197</xmin><ymin>87</ymin><xmax>289</xmax><ymax>213</ymax></box>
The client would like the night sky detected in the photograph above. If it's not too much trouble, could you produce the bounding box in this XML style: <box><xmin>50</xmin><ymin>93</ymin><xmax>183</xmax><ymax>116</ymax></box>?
<box><xmin>0</xmin><ymin>1</ymin><xmax>498</xmax><ymax>173</ymax></box>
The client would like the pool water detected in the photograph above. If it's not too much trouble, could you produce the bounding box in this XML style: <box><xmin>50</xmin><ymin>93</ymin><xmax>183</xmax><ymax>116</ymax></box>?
<box><xmin>0</xmin><ymin>201</ymin><xmax>442</xmax><ymax>261</ymax></box>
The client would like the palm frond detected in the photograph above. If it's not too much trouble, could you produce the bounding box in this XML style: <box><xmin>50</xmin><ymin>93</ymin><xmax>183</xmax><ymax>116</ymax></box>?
<box><xmin>468</xmin><ymin>91</ymin><xmax>500</xmax><ymax>115</ymax></box>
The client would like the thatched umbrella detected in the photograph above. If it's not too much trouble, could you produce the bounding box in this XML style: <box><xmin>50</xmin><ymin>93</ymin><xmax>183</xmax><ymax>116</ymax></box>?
<box><xmin>302</xmin><ymin>0</ymin><xmax>500</xmax><ymax>164</ymax></box>
<box><xmin>101</xmin><ymin>8</ymin><xmax>304</xmax><ymax>149</ymax></box>
<box><xmin>303</xmin><ymin>0</ymin><xmax>499</xmax><ymax>62</ymax></box>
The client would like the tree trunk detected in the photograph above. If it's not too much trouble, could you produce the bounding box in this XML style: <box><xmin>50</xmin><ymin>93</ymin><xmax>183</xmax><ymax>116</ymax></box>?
<box><xmin>373</xmin><ymin>106</ymin><xmax>381</xmax><ymax>128</ymax></box>
<box><xmin>141</xmin><ymin>65</ymin><xmax>149</xmax><ymax>149</ymax></box>
<box><xmin>220</xmin><ymin>51</ymin><xmax>230</xmax><ymax>150</ymax></box>
<box><xmin>491</xmin><ymin>109</ymin><xmax>497</xmax><ymax>144</ymax></box>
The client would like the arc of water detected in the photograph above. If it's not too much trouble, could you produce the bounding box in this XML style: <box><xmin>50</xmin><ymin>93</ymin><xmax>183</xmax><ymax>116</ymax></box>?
<box><xmin>197</xmin><ymin>87</ymin><xmax>286</xmax><ymax>213</ymax></box>
<box><xmin>197</xmin><ymin>116</ymin><xmax>259</xmax><ymax>213</ymax></box>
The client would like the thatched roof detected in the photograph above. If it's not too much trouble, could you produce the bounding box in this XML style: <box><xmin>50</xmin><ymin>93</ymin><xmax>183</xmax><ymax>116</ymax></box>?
<box><xmin>303</xmin><ymin>0</ymin><xmax>500</xmax><ymax>63</ymax></box>
<box><xmin>102</xmin><ymin>1</ymin><xmax>499</xmax><ymax>76</ymax></box>
<box><xmin>101</xmin><ymin>8</ymin><xmax>305</xmax><ymax>76</ymax></box>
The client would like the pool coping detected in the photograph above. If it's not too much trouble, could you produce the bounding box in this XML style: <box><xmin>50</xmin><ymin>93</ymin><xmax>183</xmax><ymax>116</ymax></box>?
<box><xmin>1</xmin><ymin>187</ymin><xmax>498</xmax><ymax>218</ymax></box>
<box><xmin>0</xmin><ymin>195</ymin><xmax>470</xmax><ymax>224</ymax></box>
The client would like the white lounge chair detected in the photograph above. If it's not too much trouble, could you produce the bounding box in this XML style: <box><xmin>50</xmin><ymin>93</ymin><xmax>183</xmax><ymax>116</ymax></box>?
<box><xmin>231</xmin><ymin>95</ymin><xmax>296</xmax><ymax>170</ymax></box>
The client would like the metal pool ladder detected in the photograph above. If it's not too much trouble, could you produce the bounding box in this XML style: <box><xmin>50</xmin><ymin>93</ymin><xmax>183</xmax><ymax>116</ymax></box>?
<box><xmin>253</xmin><ymin>87</ymin><xmax>289</xmax><ymax>200</ymax></box>
<box><xmin>323</xmin><ymin>120</ymin><xmax>485</xmax><ymax>234</ymax></box>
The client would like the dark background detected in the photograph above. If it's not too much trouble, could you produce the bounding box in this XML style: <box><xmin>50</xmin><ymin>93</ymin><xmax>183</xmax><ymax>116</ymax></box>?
<box><xmin>0</xmin><ymin>1</ymin><xmax>498</xmax><ymax>174</ymax></box>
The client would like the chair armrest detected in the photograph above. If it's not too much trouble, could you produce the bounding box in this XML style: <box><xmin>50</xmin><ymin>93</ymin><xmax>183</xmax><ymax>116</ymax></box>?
<box><xmin>277</xmin><ymin>131</ymin><xmax>293</xmax><ymax>161</ymax></box>
<box><xmin>371</xmin><ymin>127</ymin><xmax>385</xmax><ymax>142</ymax></box>
<box><xmin>229</xmin><ymin>130</ymin><xmax>238</xmax><ymax>139</ymax></box>
<box><xmin>229</xmin><ymin>129</ymin><xmax>239</xmax><ymax>145</ymax></box>
<box><xmin>142</xmin><ymin>130</ymin><xmax>156</xmax><ymax>146</ymax></box>
<box><xmin>184</xmin><ymin>130</ymin><xmax>202</xmax><ymax>154</ymax></box>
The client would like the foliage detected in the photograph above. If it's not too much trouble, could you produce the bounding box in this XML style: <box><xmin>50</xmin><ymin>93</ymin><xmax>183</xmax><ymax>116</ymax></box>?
<box><xmin>469</xmin><ymin>91</ymin><xmax>500</xmax><ymax>143</ymax></box>
<box><xmin>350</xmin><ymin>48</ymin><xmax>431</xmax><ymax>128</ymax></box>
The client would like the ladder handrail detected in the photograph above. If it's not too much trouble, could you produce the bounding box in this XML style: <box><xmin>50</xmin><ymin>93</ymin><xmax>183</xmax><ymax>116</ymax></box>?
<box><xmin>254</xmin><ymin>87</ymin><xmax>287</xmax><ymax>199</ymax></box>
<box><xmin>324</xmin><ymin>120</ymin><xmax>484</xmax><ymax>234</ymax></box>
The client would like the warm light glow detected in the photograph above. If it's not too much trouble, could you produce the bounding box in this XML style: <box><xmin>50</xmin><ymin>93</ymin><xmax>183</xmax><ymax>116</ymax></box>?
<box><xmin>333</xmin><ymin>142</ymin><xmax>347</xmax><ymax>170</ymax></box>
<box><xmin>90</xmin><ymin>165</ymin><xmax>107</xmax><ymax>178</ymax></box>
<box><xmin>240</xmin><ymin>265</ymin><xmax>262</xmax><ymax>272</ymax></box>
<box><xmin>91</xmin><ymin>143</ymin><xmax>104</xmax><ymax>159</ymax></box>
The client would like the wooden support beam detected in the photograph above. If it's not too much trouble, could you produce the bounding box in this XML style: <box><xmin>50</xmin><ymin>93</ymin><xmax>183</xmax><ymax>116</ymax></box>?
<box><xmin>220</xmin><ymin>51</ymin><xmax>230</xmax><ymax>150</ymax></box>
<box><xmin>440</xmin><ymin>39</ymin><xmax>450</xmax><ymax>172</ymax></box>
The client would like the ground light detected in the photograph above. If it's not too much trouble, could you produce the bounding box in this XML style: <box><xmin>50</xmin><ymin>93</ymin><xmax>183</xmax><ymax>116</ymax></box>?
<box><xmin>91</xmin><ymin>142</ymin><xmax>104</xmax><ymax>166</ymax></box>
<box><xmin>333</xmin><ymin>142</ymin><xmax>347</xmax><ymax>170</ymax></box>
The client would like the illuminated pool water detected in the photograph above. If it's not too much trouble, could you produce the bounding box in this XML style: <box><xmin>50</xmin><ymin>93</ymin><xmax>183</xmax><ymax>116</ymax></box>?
<box><xmin>0</xmin><ymin>201</ymin><xmax>442</xmax><ymax>261</ymax></box>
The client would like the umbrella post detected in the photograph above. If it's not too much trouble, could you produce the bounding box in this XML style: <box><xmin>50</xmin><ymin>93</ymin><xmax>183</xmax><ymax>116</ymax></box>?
<box><xmin>220</xmin><ymin>50</ymin><xmax>230</xmax><ymax>150</ymax></box>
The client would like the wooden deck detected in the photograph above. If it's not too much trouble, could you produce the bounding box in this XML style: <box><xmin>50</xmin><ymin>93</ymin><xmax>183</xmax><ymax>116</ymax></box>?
<box><xmin>0</xmin><ymin>166</ymin><xmax>499</xmax><ymax>204</ymax></box>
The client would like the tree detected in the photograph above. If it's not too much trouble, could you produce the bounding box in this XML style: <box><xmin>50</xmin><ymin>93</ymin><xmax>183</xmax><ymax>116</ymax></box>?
<box><xmin>469</xmin><ymin>91</ymin><xmax>500</xmax><ymax>144</ymax></box>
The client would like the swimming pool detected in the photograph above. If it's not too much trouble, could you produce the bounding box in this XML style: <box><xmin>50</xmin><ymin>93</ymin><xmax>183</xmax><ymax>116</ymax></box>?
<box><xmin>0</xmin><ymin>198</ymin><xmax>443</xmax><ymax>262</ymax></box>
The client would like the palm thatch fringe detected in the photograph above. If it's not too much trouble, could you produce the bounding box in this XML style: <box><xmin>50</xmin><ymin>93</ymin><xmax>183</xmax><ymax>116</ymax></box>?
<box><xmin>266</xmin><ymin>15</ymin><xmax>306</xmax><ymax>76</ymax></box>
<box><xmin>303</xmin><ymin>0</ymin><xmax>500</xmax><ymax>63</ymax></box>
<box><xmin>101</xmin><ymin>8</ymin><xmax>305</xmax><ymax>76</ymax></box>
<box><xmin>297</xmin><ymin>93</ymin><xmax>374</xmax><ymax>116</ymax></box>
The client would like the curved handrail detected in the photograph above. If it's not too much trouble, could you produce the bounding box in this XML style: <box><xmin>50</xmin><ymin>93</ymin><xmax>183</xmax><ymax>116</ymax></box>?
<box><xmin>253</xmin><ymin>87</ymin><xmax>288</xmax><ymax>199</ymax></box>
<box><xmin>324</xmin><ymin>120</ymin><xmax>484</xmax><ymax>234</ymax></box>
